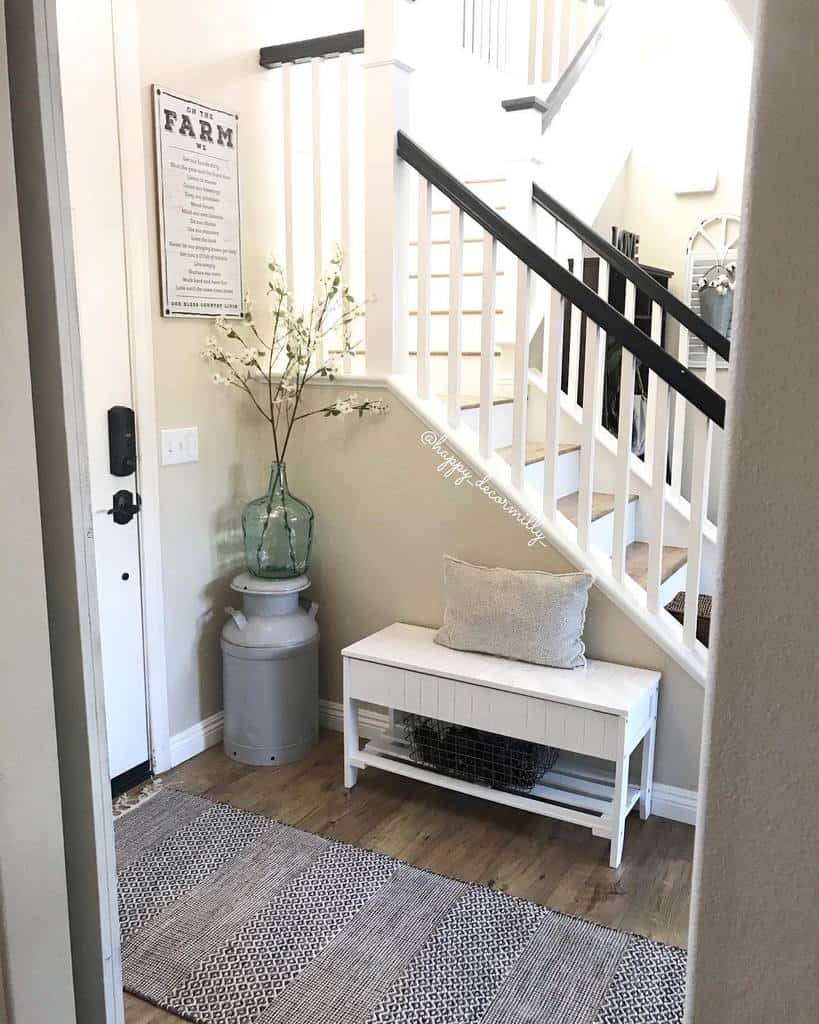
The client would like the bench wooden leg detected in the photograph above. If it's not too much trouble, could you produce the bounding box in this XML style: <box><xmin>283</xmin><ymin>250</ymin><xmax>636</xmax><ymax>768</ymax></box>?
<box><xmin>610</xmin><ymin>723</ymin><xmax>629</xmax><ymax>869</ymax></box>
<box><xmin>342</xmin><ymin>661</ymin><xmax>359</xmax><ymax>789</ymax></box>
<box><xmin>639</xmin><ymin>702</ymin><xmax>657</xmax><ymax>820</ymax></box>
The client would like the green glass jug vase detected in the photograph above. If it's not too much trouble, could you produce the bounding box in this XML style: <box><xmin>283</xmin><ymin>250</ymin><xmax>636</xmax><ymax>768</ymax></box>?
<box><xmin>242</xmin><ymin>462</ymin><xmax>314</xmax><ymax>579</ymax></box>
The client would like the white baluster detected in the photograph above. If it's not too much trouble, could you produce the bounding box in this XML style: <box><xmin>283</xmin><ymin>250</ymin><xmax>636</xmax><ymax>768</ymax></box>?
<box><xmin>339</xmin><ymin>52</ymin><xmax>352</xmax><ymax>373</ymax></box>
<box><xmin>511</xmin><ymin>259</ymin><xmax>532</xmax><ymax>489</ymax></box>
<box><xmin>580</xmin><ymin>0</ymin><xmax>592</xmax><ymax>44</ymax></box>
<box><xmin>568</xmin><ymin>0</ymin><xmax>580</xmax><ymax>63</ymax></box>
<box><xmin>501</xmin><ymin>0</ymin><xmax>511</xmax><ymax>70</ymax></box>
<box><xmin>684</xmin><ymin>409</ymin><xmax>713</xmax><ymax>647</ymax></box>
<box><xmin>642</xmin><ymin>301</ymin><xmax>663</xmax><ymax>463</ymax></box>
<box><xmin>646</xmin><ymin>376</ymin><xmax>671</xmax><ymax>614</ymax></box>
<box><xmin>577</xmin><ymin>259</ymin><xmax>609</xmax><ymax>550</ymax></box>
<box><xmin>448</xmin><ymin>205</ymin><xmax>465</xmax><ymax>428</ymax></box>
<box><xmin>566</xmin><ymin>236</ymin><xmax>584</xmax><ymax>405</ymax></box>
<box><xmin>281</xmin><ymin>63</ymin><xmax>295</xmax><ymax>296</ymax></box>
<box><xmin>311</xmin><ymin>58</ymin><xmax>324</xmax><ymax>364</ymax></box>
<box><xmin>705</xmin><ymin>345</ymin><xmax>717</xmax><ymax>390</ymax></box>
<box><xmin>612</xmin><ymin>280</ymin><xmax>637</xmax><ymax>581</ymax></box>
<box><xmin>670</xmin><ymin>325</ymin><xmax>690</xmax><ymax>495</ymax></box>
<box><xmin>540</xmin><ymin>219</ymin><xmax>563</xmax><ymax>515</ymax></box>
<box><xmin>479</xmin><ymin>232</ymin><xmax>498</xmax><ymax>458</ymax></box>
<box><xmin>529</xmin><ymin>0</ymin><xmax>544</xmax><ymax>85</ymax></box>
<box><xmin>464</xmin><ymin>0</ymin><xmax>475</xmax><ymax>53</ymax></box>
<box><xmin>416</xmin><ymin>177</ymin><xmax>433</xmax><ymax>400</ymax></box>
<box><xmin>551</xmin><ymin>0</ymin><xmax>565</xmax><ymax>81</ymax></box>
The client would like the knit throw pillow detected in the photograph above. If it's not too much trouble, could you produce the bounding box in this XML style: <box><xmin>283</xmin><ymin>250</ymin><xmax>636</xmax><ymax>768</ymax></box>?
<box><xmin>435</xmin><ymin>556</ymin><xmax>593</xmax><ymax>669</ymax></box>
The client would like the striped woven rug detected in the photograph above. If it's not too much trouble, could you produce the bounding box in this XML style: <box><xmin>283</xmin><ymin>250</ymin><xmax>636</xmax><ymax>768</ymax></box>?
<box><xmin>116</xmin><ymin>788</ymin><xmax>686</xmax><ymax>1024</ymax></box>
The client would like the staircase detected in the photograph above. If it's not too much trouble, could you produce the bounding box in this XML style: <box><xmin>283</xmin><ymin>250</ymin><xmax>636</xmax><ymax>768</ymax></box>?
<box><xmin>260</xmin><ymin>0</ymin><xmax>729</xmax><ymax>686</ymax></box>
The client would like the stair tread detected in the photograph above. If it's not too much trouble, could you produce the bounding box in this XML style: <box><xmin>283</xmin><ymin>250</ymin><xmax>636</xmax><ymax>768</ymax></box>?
<box><xmin>558</xmin><ymin>491</ymin><xmax>639</xmax><ymax>524</ymax></box>
<box><xmin>328</xmin><ymin>349</ymin><xmax>500</xmax><ymax>358</ymax></box>
<box><xmin>626</xmin><ymin>542</ymin><xmax>688</xmax><ymax>589</ymax></box>
<box><xmin>409</xmin><ymin>308</ymin><xmax>504</xmax><ymax>317</ymax></box>
<box><xmin>451</xmin><ymin>389</ymin><xmax>514</xmax><ymax>410</ymax></box>
<box><xmin>498</xmin><ymin>440</ymin><xmax>581</xmax><ymax>465</ymax></box>
<box><xmin>416</xmin><ymin>349</ymin><xmax>501</xmax><ymax>357</ymax></box>
<box><xmin>411</xmin><ymin>238</ymin><xmax>484</xmax><ymax>246</ymax></box>
<box><xmin>433</xmin><ymin>205</ymin><xmax>506</xmax><ymax>215</ymax></box>
<box><xmin>410</xmin><ymin>271</ymin><xmax>506</xmax><ymax>279</ymax></box>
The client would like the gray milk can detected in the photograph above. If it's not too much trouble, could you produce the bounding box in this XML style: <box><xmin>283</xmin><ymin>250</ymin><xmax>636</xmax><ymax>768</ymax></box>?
<box><xmin>221</xmin><ymin>573</ymin><xmax>319</xmax><ymax>766</ymax></box>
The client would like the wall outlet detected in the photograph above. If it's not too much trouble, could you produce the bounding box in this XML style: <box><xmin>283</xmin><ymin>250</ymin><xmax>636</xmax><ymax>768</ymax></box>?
<box><xmin>161</xmin><ymin>426</ymin><xmax>199</xmax><ymax>466</ymax></box>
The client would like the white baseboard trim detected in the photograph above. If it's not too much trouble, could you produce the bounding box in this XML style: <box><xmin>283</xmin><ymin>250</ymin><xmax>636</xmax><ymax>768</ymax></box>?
<box><xmin>319</xmin><ymin>699</ymin><xmax>699</xmax><ymax>826</ymax></box>
<box><xmin>319</xmin><ymin>699</ymin><xmax>387</xmax><ymax>739</ymax></box>
<box><xmin>649</xmin><ymin>782</ymin><xmax>698</xmax><ymax>826</ymax></box>
<box><xmin>169</xmin><ymin>711</ymin><xmax>224</xmax><ymax>767</ymax></box>
<box><xmin>169</xmin><ymin>701</ymin><xmax>699</xmax><ymax>826</ymax></box>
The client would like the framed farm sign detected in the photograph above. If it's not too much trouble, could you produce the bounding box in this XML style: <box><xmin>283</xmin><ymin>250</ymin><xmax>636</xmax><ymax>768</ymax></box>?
<box><xmin>153</xmin><ymin>86</ymin><xmax>243</xmax><ymax>318</ymax></box>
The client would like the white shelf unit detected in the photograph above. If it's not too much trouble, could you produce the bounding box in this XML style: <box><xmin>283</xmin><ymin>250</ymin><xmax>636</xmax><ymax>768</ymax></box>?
<box><xmin>342</xmin><ymin>623</ymin><xmax>660</xmax><ymax>868</ymax></box>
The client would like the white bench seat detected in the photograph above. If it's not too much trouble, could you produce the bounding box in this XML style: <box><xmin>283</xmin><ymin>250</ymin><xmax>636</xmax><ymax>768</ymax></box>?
<box><xmin>342</xmin><ymin>623</ymin><xmax>659</xmax><ymax>868</ymax></box>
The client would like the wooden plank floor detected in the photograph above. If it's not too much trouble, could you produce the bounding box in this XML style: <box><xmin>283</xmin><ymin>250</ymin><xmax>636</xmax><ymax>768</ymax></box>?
<box><xmin>124</xmin><ymin>731</ymin><xmax>694</xmax><ymax>1023</ymax></box>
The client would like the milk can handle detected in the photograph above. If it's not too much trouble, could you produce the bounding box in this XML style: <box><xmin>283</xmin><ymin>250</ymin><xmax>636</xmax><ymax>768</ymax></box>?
<box><xmin>225</xmin><ymin>606</ymin><xmax>248</xmax><ymax>630</ymax></box>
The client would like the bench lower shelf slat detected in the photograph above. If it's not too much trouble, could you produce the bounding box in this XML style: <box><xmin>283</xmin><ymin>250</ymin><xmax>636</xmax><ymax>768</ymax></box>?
<box><xmin>355</xmin><ymin>734</ymin><xmax>640</xmax><ymax>838</ymax></box>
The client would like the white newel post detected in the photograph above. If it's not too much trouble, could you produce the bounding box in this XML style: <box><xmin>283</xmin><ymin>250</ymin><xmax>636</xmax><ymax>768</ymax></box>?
<box><xmin>501</xmin><ymin>111</ymin><xmax>543</xmax><ymax>368</ymax></box>
<box><xmin>363</xmin><ymin>0</ymin><xmax>414</xmax><ymax>378</ymax></box>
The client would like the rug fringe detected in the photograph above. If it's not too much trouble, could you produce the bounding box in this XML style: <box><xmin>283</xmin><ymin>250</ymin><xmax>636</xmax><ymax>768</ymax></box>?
<box><xmin>113</xmin><ymin>777</ymin><xmax>164</xmax><ymax>819</ymax></box>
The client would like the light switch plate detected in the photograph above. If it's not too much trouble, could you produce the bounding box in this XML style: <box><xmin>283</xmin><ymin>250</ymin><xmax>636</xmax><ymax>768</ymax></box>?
<box><xmin>161</xmin><ymin>426</ymin><xmax>199</xmax><ymax>466</ymax></box>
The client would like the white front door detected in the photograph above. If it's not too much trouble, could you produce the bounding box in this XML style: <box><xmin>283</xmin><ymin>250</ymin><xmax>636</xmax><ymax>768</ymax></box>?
<box><xmin>57</xmin><ymin>0</ymin><xmax>150</xmax><ymax>784</ymax></box>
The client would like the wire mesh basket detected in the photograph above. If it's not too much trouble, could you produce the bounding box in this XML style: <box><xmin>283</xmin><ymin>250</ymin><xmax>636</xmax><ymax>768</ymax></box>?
<box><xmin>403</xmin><ymin>715</ymin><xmax>558</xmax><ymax>793</ymax></box>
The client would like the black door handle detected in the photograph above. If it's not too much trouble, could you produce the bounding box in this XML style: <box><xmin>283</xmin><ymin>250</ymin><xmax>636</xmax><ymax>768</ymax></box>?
<box><xmin>107</xmin><ymin>489</ymin><xmax>142</xmax><ymax>525</ymax></box>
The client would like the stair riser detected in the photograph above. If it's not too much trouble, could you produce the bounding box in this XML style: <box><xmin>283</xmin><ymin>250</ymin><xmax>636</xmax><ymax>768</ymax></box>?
<box><xmin>410</xmin><ymin>241</ymin><xmax>492</xmax><ymax>277</ymax></box>
<box><xmin>461</xmin><ymin>402</ymin><xmax>515</xmax><ymax>449</ymax></box>
<box><xmin>407</xmin><ymin>314</ymin><xmax>509</xmax><ymax>353</ymax></box>
<box><xmin>657</xmin><ymin>563</ymin><xmax>688</xmax><ymax>609</ymax></box>
<box><xmin>586</xmin><ymin>499</ymin><xmax>638</xmax><ymax>556</ymax></box>
<box><xmin>408</xmin><ymin>275</ymin><xmax>502</xmax><ymax>311</ymax></box>
<box><xmin>521</xmin><ymin>449</ymin><xmax>581</xmax><ymax>501</ymax></box>
<box><xmin>417</xmin><ymin>209</ymin><xmax>507</xmax><ymax>244</ymax></box>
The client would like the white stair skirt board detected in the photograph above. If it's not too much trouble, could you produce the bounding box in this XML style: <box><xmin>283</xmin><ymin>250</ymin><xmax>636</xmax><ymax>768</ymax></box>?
<box><xmin>319</xmin><ymin>699</ymin><xmax>697</xmax><ymax>826</ymax></box>
<box><xmin>460</xmin><ymin>401</ymin><xmax>515</xmax><ymax>449</ymax></box>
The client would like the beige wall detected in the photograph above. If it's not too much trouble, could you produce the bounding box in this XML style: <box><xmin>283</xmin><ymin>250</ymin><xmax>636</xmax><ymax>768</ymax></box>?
<box><xmin>593</xmin><ymin>1</ymin><xmax>752</xmax><ymax>312</ymax></box>
<box><xmin>135</xmin><ymin>1</ymin><xmax>360</xmax><ymax>736</ymax></box>
<box><xmin>286</xmin><ymin>384</ymin><xmax>704</xmax><ymax>791</ymax></box>
<box><xmin>686</xmin><ymin>0</ymin><xmax>819</xmax><ymax>1018</ymax></box>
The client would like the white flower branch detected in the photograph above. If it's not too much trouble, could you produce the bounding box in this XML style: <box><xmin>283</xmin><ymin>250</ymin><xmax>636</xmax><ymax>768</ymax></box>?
<box><xmin>202</xmin><ymin>249</ymin><xmax>386</xmax><ymax>464</ymax></box>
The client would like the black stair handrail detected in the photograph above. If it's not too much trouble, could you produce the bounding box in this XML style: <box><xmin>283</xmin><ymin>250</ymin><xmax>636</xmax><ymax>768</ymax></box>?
<box><xmin>260</xmin><ymin>30</ymin><xmax>365</xmax><ymax>69</ymax></box>
<box><xmin>533</xmin><ymin>183</ymin><xmax>731</xmax><ymax>362</ymax></box>
<box><xmin>397</xmin><ymin>131</ymin><xmax>726</xmax><ymax>428</ymax></box>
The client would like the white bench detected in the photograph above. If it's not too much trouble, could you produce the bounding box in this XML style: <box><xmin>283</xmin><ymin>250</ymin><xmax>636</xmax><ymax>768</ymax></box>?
<box><xmin>342</xmin><ymin>623</ymin><xmax>659</xmax><ymax>868</ymax></box>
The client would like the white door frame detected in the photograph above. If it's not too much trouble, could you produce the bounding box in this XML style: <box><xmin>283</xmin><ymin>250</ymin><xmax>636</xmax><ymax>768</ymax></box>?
<box><xmin>110</xmin><ymin>0</ymin><xmax>172</xmax><ymax>775</ymax></box>
<box><xmin>0</xmin><ymin>2</ymin><xmax>77</xmax><ymax>1019</ymax></box>
<box><xmin>4</xmin><ymin>0</ymin><xmax>125</xmax><ymax>1015</ymax></box>
<box><xmin>5</xmin><ymin>0</ymin><xmax>171</xmax><ymax>1017</ymax></box>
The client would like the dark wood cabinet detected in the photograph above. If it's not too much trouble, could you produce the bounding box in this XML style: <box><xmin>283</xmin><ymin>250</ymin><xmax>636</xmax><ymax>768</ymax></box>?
<box><xmin>561</xmin><ymin>256</ymin><xmax>674</xmax><ymax>436</ymax></box>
